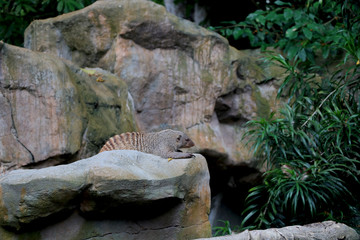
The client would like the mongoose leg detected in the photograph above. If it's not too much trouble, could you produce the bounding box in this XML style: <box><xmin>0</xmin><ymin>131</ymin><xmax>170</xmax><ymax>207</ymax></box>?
<box><xmin>166</xmin><ymin>152</ymin><xmax>194</xmax><ymax>159</ymax></box>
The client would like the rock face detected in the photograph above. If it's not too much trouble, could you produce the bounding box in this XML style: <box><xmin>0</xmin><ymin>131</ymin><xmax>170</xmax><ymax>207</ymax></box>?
<box><xmin>24</xmin><ymin>0</ymin><xmax>286</xmax><ymax>168</ymax></box>
<box><xmin>0</xmin><ymin>0</ymin><xmax>288</xmax><ymax>231</ymax></box>
<box><xmin>0</xmin><ymin>0</ymin><xmax>289</xmax><ymax>235</ymax></box>
<box><xmin>196</xmin><ymin>221</ymin><xmax>360</xmax><ymax>240</ymax></box>
<box><xmin>0</xmin><ymin>42</ymin><xmax>137</xmax><ymax>169</ymax></box>
<box><xmin>0</xmin><ymin>151</ymin><xmax>211</xmax><ymax>239</ymax></box>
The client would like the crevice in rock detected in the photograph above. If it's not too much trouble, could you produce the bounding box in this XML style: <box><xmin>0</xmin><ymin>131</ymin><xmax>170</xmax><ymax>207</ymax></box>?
<box><xmin>80</xmin><ymin>197</ymin><xmax>183</xmax><ymax>220</ymax></box>
<box><xmin>214</xmin><ymin>88</ymin><xmax>251</xmax><ymax>125</ymax></box>
<box><xmin>2</xmin><ymin>208</ymin><xmax>76</xmax><ymax>233</ymax></box>
<box><xmin>2</xmin><ymin>92</ymin><xmax>35</xmax><ymax>163</ymax></box>
<box><xmin>173</xmin><ymin>85</ymin><xmax>189</xmax><ymax>95</ymax></box>
<box><xmin>256</xmin><ymin>77</ymin><xmax>277</xmax><ymax>85</ymax></box>
<box><xmin>119</xmin><ymin>21</ymin><xmax>196</xmax><ymax>58</ymax></box>
<box><xmin>138</xmin><ymin>224</ymin><xmax>181</xmax><ymax>232</ymax></box>
<box><xmin>199</xmin><ymin>149</ymin><xmax>263</xmax><ymax>229</ymax></box>
<box><xmin>85</xmin><ymin>102</ymin><xmax>122</xmax><ymax>110</ymax></box>
<box><xmin>82</xmin><ymin>226</ymin><xmax>181</xmax><ymax>240</ymax></box>
<box><xmin>1</xmin><ymin>84</ymin><xmax>36</xmax><ymax>96</ymax></box>
<box><xmin>78</xmin><ymin>125</ymin><xmax>91</xmax><ymax>158</ymax></box>
<box><xmin>22</xmin><ymin>152</ymin><xmax>79</xmax><ymax>169</ymax></box>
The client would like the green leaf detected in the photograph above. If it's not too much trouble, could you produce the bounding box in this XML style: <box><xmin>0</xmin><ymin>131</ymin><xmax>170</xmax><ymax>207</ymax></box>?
<box><xmin>307</xmin><ymin>23</ymin><xmax>320</xmax><ymax>32</ymax></box>
<box><xmin>298</xmin><ymin>48</ymin><xmax>307</xmax><ymax>61</ymax></box>
<box><xmin>293</xmin><ymin>10</ymin><xmax>303</xmax><ymax>21</ymax></box>
<box><xmin>287</xmin><ymin>45</ymin><xmax>300</xmax><ymax>59</ymax></box>
<box><xmin>322</xmin><ymin>46</ymin><xmax>330</xmax><ymax>58</ymax></box>
<box><xmin>285</xmin><ymin>26</ymin><xmax>298</xmax><ymax>39</ymax></box>
<box><xmin>258</xmin><ymin>31</ymin><xmax>265</xmax><ymax>41</ymax></box>
<box><xmin>266</xmin><ymin>11</ymin><xmax>277</xmax><ymax>21</ymax></box>
<box><xmin>233</xmin><ymin>27</ymin><xmax>243</xmax><ymax>40</ymax></box>
<box><xmin>241</xmin><ymin>210</ymin><xmax>258</xmax><ymax>226</ymax></box>
<box><xmin>303</xmin><ymin>27</ymin><xmax>313</xmax><ymax>40</ymax></box>
<box><xmin>14</xmin><ymin>4</ymin><xmax>22</xmax><ymax>15</ymax></box>
<box><xmin>284</xmin><ymin>8</ymin><xmax>293</xmax><ymax>21</ymax></box>
<box><xmin>226</xmin><ymin>28</ymin><xmax>233</xmax><ymax>37</ymax></box>
<box><xmin>256</xmin><ymin>15</ymin><xmax>266</xmax><ymax>25</ymax></box>
<box><xmin>274</xmin><ymin>0</ymin><xmax>292</xmax><ymax>6</ymax></box>
<box><xmin>57</xmin><ymin>0</ymin><xmax>64</xmax><ymax>12</ymax></box>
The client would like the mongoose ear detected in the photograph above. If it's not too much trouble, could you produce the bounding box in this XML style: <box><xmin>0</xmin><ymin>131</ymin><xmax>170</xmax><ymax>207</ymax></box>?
<box><xmin>176</xmin><ymin>135</ymin><xmax>182</xmax><ymax>142</ymax></box>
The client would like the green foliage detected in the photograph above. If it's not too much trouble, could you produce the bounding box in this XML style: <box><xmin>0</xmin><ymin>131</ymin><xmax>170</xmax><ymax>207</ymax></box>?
<box><xmin>218</xmin><ymin>0</ymin><xmax>360</xmax><ymax>230</ymax></box>
<box><xmin>241</xmin><ymin>36</ymin><xmax>360</xmax><ymax>230</ymax></box>
<box><xmin>212</xmin><ymin>220</ymin><xmax>232</xmax><ymax>236</ymax></box>
<box><xmin>0</xmin><ymin>0</ymin><xmax>96</xmax><ymax>46</ymax></box>
<box><xmin>210</xmin><ymin>0</ymin><xmax>360</xmax><ymax>64</ymax></box>
<box><xmin>242</xmin><ymin>91</ymin><xmax>360</xmax><ymax>228</ymax></box>
<box><xmin>240</xmin><ymin>32</ymin><xmax>360</xmax><ymax>225</ymax></box>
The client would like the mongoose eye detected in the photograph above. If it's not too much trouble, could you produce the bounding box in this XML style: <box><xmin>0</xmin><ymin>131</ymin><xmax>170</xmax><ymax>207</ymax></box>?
<box><xmin>177</xmin><ymin>135</ymin><xmax>182</xmax><ymax>141</ymax></box>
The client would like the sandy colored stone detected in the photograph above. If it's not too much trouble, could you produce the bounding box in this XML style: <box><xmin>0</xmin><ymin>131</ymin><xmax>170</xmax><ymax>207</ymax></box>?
<box><xmin>24</xmin><ymin>0</ymin><xmax>287</xmax><ymax>168</ymax></box>
<box><xmin>0</xmin><ymin>42</ymin><xmax>136</xmax><ymax>168</ymax></box>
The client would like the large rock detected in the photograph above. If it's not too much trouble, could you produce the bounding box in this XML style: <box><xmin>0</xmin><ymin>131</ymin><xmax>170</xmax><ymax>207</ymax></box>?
<box><xmin>0</xmin><ymin>42</ymin><xmax>136</xmax><ymax>169</ymax></box>
<box><xmin>0</xmin><ymin>151</ymin><xmax>211</xmax><ymax>239</ymax></box>
<box><xmin>1</xmin><ymin>0</ymin><xmax>288</xmax><ymax>232</ymax></box>
<box><xmin>24</xmin><ymin>0</ymin><xmax>286</xmax><ymax>168</ymax></box>
<box><xmin>196</xmin><ymin>221</ymin><xmax>360</xmax><ymax>240</ymax></box>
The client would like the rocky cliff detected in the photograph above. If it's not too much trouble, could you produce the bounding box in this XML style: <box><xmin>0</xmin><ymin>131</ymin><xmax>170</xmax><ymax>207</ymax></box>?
<box><xmin>23</xmin><ymin>0</ymin><xmax>286</xmax><ymax>168</ymax></box>
<box><xmin>0</xmin><ymin>0</ymin><xmax>288</xmax><ymax>236</ymax></box>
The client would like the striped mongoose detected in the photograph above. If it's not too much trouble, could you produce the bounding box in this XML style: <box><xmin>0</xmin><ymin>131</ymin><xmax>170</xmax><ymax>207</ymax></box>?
<box><xmin>99</xmin><ymin>129</ymin><xmax>195</xmax><ymax>159</ymax></box>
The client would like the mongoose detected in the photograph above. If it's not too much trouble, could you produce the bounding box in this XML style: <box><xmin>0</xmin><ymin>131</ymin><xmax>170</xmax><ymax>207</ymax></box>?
<box><xmin>99</xmin><ymin>129</ymin><xmax>195</xmax><ymax>159</ymax></box>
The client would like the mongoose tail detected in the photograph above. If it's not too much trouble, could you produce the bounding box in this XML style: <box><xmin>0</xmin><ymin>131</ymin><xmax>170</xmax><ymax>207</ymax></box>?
<box><xmin>99</xmin><ymin>129</ymin><xmax>195</xmax><ymax>159</ymax></box>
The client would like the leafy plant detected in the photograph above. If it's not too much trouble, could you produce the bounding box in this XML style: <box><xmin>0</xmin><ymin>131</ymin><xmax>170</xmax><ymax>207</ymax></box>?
<box><xmin>241</xmin><ymin>46</ymin><xmax>360</xmax><ymax>229</ymax></box>
<box><xmin>213</xmin><ymin>220</ymin><xmax>232</xmax><ymax>236</ymax></box>
<box><xmin>227</xmin><ymin>0</ymin><xmax>360</xmax><ymax>230</ymax></box>
<box><xmin>210</xmin><ymin>0</ymin><xmax>360</xmax><ymax>64</ymax></box>
<box><xmin>56</xmin><ymin>0</ymin><xmax>85</xmax><ymax>13</ymax></box>
<box><xmin>242</xmin><ymin>97</ymin><xmax>360</xmax><ymax>228</ymax></box>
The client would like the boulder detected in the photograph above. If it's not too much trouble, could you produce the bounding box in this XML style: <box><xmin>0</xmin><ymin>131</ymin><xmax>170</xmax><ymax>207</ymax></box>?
<box><xmin>24</xmin><ymin>0</ymin><xmax>286</xmax><ymax>168</ymax></box>
<box><xmin>196</xmin><ymin>221</ymin><xmax>360</xmax><ymax>240</ymax></box>
<box><xmin>0</xmin><ymin>151</ymin><xmax>211</xmax><ymax>239</ymax></box>
<box><xmin>0</xmin><ymin>42</ymin><xmax>137</xmax><ymax>169</ymax></box>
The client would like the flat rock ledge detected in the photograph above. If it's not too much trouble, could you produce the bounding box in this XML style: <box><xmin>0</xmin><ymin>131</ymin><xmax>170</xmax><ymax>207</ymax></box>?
<box><xmin>196</xmin><ymin>221</ymin><xmax>359</xmax><ymax>240</ymax></box>
<box><xmin>0</xmin><ymin>151</ymin><xmax>211</xmax><ymax>240</ymax></box>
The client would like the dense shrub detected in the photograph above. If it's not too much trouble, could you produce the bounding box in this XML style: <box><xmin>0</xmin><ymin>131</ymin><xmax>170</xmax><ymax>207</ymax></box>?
<box><xmin>210</xmin><ymin>0</ymin><xmax>360</xmax><ymax>231</ymax></box>
<box><xmin>210</xmin><ymin>0</ymin><xmax>360</xmax><ymax>64</ymax></box>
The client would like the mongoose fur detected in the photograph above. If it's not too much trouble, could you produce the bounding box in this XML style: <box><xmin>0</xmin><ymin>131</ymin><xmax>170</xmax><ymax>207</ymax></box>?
<box><xmin>99</xmin><ymin>129</ymin><xmax>195</xmax><ymax>159</ymax></box>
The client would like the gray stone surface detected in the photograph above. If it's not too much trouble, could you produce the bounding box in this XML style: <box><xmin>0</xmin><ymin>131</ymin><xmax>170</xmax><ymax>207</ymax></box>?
<box><xmin>196</xmin><ymin>221</ymin><xmax>360</xmax><ymax>240</ymax></box>
<box><xmin>0</xmin><ymin>151</ymin><xmax>211</xmax><ymax>239</ymax></box>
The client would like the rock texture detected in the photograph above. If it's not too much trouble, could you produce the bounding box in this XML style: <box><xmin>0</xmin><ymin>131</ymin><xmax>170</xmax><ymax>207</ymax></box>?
<box><xmin>196</xmin><ymin>221</ymin><xmax>360</xmax><ymax>240</ymax></box>
<box><xmin>0</xmin><ymin>151</ymin><xmax>211</xmax><ymax>239</ymax></box>
<box><xmin>1</xmin><ymin>0</ymin><xmax>289</xmax><ymax>234</ymax></box>
<box><xmin>0</xmin><ymin>42</ymin><xmax>136</xmax><ymax>169</ymax></box>
<box><xmin>24</xmin><ymin>0</ymin><xmax>286</xmax><ymax>168</ymax></box>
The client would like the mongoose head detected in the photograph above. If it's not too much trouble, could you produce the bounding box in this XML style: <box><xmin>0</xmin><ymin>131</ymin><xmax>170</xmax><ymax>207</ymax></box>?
<box><xmin>160</xmin><ymin>129</ymin><xmax>195</xmax><ymax>149</ymax></box>
<box><xmin>176</xmin><ymin>132</ymin><xmax>195</xmax><ymax>149</ymax></box>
